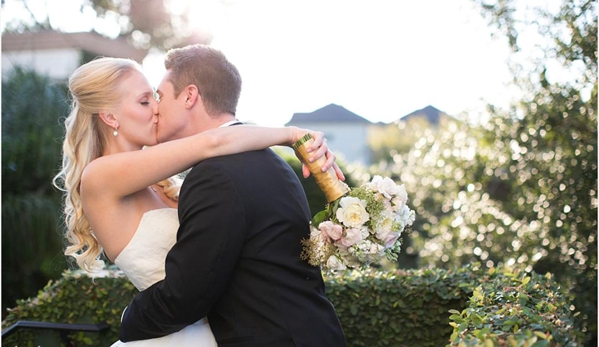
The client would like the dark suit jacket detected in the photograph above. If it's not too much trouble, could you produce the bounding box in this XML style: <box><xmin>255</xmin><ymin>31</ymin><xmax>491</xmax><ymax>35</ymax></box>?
<box><xmin>119</xmin><ymin>148</ymin><xmax>346</xmax><ymax>346</ymax></box>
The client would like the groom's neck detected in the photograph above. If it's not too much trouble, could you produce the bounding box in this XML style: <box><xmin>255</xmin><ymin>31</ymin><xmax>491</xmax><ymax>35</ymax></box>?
<box><xmin>199</xmin><ymin>113</ymin><xmax>237</xmax><ymax>132</ymax></box>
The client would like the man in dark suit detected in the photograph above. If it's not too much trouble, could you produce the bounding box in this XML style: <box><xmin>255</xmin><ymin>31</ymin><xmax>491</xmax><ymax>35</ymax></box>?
<box><xmin>119</xmin><ymin>44</ymin><xmax>347</xmax><ymax>346</ymax></box>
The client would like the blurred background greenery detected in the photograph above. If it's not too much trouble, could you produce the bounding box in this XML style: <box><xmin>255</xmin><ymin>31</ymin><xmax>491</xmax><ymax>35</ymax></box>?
<box><xmin>2</xmin><ymin>0</ymin><xmax>596</xmax><ymax>345</ymax></box>
<box><xmin>2</xmin><ymin>68</ymin><xmax>69</xmax><ymax>317</ymax></box>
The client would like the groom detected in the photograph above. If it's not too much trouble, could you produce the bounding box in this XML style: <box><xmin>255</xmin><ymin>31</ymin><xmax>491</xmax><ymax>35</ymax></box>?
<box><xmin>119</xmin><ymin>44</ymin><xmax>346</xmax><ymax>346</ymax></box>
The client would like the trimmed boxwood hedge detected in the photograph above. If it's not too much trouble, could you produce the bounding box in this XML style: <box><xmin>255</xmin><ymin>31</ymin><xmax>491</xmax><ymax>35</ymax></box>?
<box><xmin>1</xmin><ymin>264</ymin><xmax>582</xmax><ymax>347</ymax></box>
<box><xmin>446</xmin><ymin>266</ymin><xmax>583</xmax><ymax>347</ymax></box>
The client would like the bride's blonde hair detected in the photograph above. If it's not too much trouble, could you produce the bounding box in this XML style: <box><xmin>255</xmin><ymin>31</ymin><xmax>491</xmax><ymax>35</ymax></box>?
<box><xmin>53</xmin><ymin>57</ymin><xmax>180</xmax><ymax>273</ymax></box>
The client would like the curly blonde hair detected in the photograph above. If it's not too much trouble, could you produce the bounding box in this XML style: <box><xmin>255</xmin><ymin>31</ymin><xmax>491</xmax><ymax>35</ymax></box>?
<box><xmin>53</xmin><ymin>58</ymin><xmax>180</xmax><ymax>273</ymax></box>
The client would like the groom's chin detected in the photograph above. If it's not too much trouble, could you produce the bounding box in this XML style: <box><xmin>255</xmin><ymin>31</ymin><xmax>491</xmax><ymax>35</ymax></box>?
<box><xmin>156</xmin><ymin>133</ymin><xmax>168</xmax><ymax>144</ymax></box>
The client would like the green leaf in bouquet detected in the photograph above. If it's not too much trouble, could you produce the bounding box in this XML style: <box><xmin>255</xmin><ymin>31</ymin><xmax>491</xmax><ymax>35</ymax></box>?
<box><xmin>311</xmin><ymin>209</ymin><xmax>329</xmax><ymax>226</ymax></box>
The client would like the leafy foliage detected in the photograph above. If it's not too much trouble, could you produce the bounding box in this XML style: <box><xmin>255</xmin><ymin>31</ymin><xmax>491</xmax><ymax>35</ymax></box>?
<box><xmin>326</xmin><ymin>267</ymin><xmax>472</xmax><ymax>347</ymax></box>
<box><xmin>2</xmin><ymin>0</ymin><xmax>212</xmax><ymax>51</ymax></box>
<box><xmin>448</xmin><ymin>267</ymin><xmax>583</xmax><ymax>347</ymax></box>
<box><xmin>2</xmin><ymin>67</ymin><xmax>70</xmax><ymax>318</ymax></box>
<box><xmin>471</xmin><ymin>1</ymin><xmax>597</xmax><ymax>344</ymax></box>
<box><xmin>2</xmin><ymin>265</ymin><xmax>581</xmax><ymax>347</ymax></box>
<box><xmin>88</xmin><ymin>0</ymin><xmax>213</xmax><ymax>49</ymax></box>
<box><xmin>2</xmin><ymin>268</ymin><xmax>137</xmax><ymax>347</ymax></box>
<box><xmin>361</xmin><ymin>0</ymin><xmax>597</xmax><ymax>344</ymax></box>
<box><xmin>368</xmin><ymin>111</ymin><xmax>458</xmax><ymax>164</ymax></box>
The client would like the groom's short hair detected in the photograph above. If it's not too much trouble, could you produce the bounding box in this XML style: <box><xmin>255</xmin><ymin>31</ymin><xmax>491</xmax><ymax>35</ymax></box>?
<box><xmin>164</xmin><ymin>44</ymin><xmax>242</xmax><ymax>117</ymax></box>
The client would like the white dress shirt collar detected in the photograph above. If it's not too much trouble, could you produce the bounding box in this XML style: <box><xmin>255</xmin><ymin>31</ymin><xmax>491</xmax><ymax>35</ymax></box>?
<box><xmin>219</xmin><ymin>120</ymin><xmax>242</xmax><ymax>128</ymax></box>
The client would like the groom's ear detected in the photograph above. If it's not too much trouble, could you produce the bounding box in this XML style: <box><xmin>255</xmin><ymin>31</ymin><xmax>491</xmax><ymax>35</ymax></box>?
<box><xmin>183</xmin><ymin>85</ymin><xmax>199</xmax><ymax>109</ymax></box>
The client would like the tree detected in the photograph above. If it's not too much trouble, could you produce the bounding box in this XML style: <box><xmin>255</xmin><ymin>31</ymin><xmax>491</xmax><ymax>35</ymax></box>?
<box><xmin>2</xmin><ymin>0</ymin><xmax>212</xmax><ymax>51</ymax></box>
<box><xmin>2</xmin><ymin>68</ymin><xmax>70</xmax><ymax>317</ymax></box>
<box><xmin>368</xmin><ymin>111</ymin><xmax>461</xmax><ymax>164</ymax></box>
<box><xmin>365</xmin><ymin>0</ymin><xmax>597</xmax><ymax>344</ymax></box>
<box><xmin>472</xmin><ymin>0</ymin><xmax>597</xmax><ymax>344</ymax></box>
<box><xmin>86</xmin><ymin>0</ymin><xmax>212</xmax><ymax>49</ymax></box>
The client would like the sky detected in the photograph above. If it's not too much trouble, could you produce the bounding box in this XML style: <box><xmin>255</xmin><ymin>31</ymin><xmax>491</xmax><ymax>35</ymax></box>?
<box><xmin>2</xmin><ymin>0</ymin><xmax>519</xmax><ymax>127</ymax></box>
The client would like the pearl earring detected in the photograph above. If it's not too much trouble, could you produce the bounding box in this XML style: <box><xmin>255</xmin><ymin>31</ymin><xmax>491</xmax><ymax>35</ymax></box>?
<box><xmin>113</xmin><ymin>129</ymin><xmax>119</xmax><ymax>136</ymax></box>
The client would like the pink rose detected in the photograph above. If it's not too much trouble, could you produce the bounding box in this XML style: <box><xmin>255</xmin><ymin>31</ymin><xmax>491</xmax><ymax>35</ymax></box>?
<box><xmin>319</xmin><ymin>221</ymin><xmax>343</xmax><ymax>241</ymax></box>
<box><xmin>383</xmin><ymin>232</ymin><xmax>401</xmax><ymax>248</ymax></box>
<box><xmin>340</xmin><ymin>228</ymin><xmax>363</xmax><ymax>248</ymax></box>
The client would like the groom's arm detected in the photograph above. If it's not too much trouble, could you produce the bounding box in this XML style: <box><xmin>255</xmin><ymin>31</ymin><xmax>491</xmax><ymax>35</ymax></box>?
<box><xmin>119</xmin><ymin>161</ymin><xmax>245</xmax><ymax>341</ymax></box>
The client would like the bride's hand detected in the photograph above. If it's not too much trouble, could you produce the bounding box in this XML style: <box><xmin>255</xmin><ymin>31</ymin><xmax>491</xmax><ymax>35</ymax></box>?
<box><xmin>290</xmin><ymin>127</ymin><xmax>345</xmax><ymax>181</ymax></box>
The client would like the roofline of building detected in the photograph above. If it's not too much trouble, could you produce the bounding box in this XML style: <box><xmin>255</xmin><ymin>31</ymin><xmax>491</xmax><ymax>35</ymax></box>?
<box><xmin>2</xmin><ymin>30</ymin><xmax>148</xmax><ymax>63</ymax></box>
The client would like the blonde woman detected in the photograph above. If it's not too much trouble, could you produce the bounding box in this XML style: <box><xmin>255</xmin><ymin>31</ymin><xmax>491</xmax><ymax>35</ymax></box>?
<box><xmin>53</xmin><ymin>57</ymin><xmax>341</xmax><ymax>346</ymax></box>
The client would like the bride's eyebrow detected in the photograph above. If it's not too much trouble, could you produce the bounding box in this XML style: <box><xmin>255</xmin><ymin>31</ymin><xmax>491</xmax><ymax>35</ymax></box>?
<box><xmin>136</xmin><ymin>91</ymin><xmax>153</xmax><ymax>98</ymax></box>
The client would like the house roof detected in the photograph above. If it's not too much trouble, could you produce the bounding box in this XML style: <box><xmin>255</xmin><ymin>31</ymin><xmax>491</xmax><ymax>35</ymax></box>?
<box><xmin>2</xmin><ymin>30</ymin><xmax>149</xmax><ymax>63</ymax></box>
<box><xmin>400</xmin><ymin>105</ymin><xmax>448</xmax><ymax>125</ymax></box>
<box><xmin>287</xmin><ymin>103</ymin><xmax>372</xmax><ymax>125</ymax></box>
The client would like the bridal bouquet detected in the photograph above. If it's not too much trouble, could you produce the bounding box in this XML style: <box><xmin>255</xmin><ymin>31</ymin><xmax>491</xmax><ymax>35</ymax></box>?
<box><xmin>293</xmin><ymin>134</ymin><xmax>416</xmax><ymax>271</ymax></box>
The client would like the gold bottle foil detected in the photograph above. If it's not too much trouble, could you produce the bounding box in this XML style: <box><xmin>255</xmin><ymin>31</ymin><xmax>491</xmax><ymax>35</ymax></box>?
<box><xmin>293</xmin><ymin>134</ymin><xmax>350</xmax><ymax>203</ymax></box>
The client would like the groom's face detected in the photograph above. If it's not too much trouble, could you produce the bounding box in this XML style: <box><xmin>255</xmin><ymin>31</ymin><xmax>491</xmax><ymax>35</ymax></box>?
<box><xmin>155</xmin><ymin>71</ymin><xmax>191</xmax><ymax>143</ymax></box>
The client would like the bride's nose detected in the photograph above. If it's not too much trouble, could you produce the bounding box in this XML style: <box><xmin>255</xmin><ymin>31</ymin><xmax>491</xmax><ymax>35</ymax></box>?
<box><xmin>152</xmin><ymin>100</ymin><xmax>159</xmax><ymax>114</ymax></box>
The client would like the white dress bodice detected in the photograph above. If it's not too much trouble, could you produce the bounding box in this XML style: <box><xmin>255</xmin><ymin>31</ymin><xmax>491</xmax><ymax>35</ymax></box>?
<box><xmin>115</xmin><ymin>208</ymin><xmax>179</xmax><ymax>291</ymax></box>
<box><xmin>111</xmin><ymin>208</ymin><xmax>216</xmax><ymax>347</ymax></box>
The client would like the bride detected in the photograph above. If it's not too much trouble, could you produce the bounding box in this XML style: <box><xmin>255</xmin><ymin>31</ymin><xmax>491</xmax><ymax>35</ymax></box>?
<box><xmin>52</xmin><ymin>57</ymin><xmax>342</xmax><ymax>346</ymax></box>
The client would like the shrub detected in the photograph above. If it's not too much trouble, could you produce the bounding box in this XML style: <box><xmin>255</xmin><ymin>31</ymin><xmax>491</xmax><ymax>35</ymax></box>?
<box><xmin>447</xmin><ymin>266</ymin><xmax>584</xmax><ymax>347</ymax></box>
<box><xmin>2</xmin><ymin>268</ymin><xmax>136</xmax><ymax>347</ymax></box>
<box><xmin>2</xmin><ymin>264</ymin><xmax>582</xmax><ymax>347</ymax></box>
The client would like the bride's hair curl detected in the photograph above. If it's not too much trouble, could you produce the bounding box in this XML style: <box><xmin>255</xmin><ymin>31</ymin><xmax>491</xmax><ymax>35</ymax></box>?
<box><xmin>157</xmin><ymin>176</ymin><xmax>183</xmax><ymax>201</ymax></box>
<box><xmin>53</xmin><ymin>57</ymin><xmax>181</xmax><ymax>273</ymax></box>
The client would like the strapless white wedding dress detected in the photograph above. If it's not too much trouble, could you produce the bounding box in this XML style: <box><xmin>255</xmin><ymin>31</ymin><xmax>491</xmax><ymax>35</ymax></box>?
<box><xmin>110</xmin><ymin>208</ymin><xmax>217</xmax><ymax>347</ymax></box>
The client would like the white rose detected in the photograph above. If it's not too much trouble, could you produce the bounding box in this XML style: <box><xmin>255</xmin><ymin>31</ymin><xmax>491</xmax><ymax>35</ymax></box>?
<box><xmin>397</xmin><ymin>205</ymin><xmax>416</xmax><ymax>225</ymax></box>
<box><xmin>375</xmin><ymin>211</ymin><xmax>395</xmax><ymax>240</ymax></box>
<box><xmin>369</xmin><ymin>241</ymin><xmax>386</xmax><ymax>255</ymax></box>
<box><xmin>326</xmin><ymin>255</ymin><xmax>347</xmax><ymax>271</ymax></box>
<box><xmin>391</xmin><ymin>185</ymin><xmax>408</xmax><ymax>211</ymax></box>
<box><xmin>336</xmin><ymin>196</ymin><xmax>370</xmax><ymax>228</ymax></box>
<box><xmin>367</xmin><ymin>175</ymin><xmax>382</xmax><ymax>189</ymax></box>
<box><xmin>371</xmin><ymin>176</ymin><xmax>400</xmax><ymax>200</ymax></box>
<box><xmin>310</xmin><ymin>226</ymin><xmax>322</xmax><ymax>237</ymax></box>
<box><xmin>356</xmin><ymin>240</ymin><xmax>374</xmax><ymax>253</ymax></box>
<box><xmin>309</xmin><ymin>227</ymin><xmax>327</xmax><ymax>251</ymax></box>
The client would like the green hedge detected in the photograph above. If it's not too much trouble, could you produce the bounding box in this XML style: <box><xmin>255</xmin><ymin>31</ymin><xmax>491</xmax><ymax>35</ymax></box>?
<box><xmin>2</xmin><ymin>269</ymin><xmax>136</xmax><ymax>347</ymax></box>
<box><xmin>325</xmin><ymin>267</ymin><xmax>472</xmax><ymax>346</ymax></box>
<box><xmin>2</xmin><ymin>265</ymin><xmax>582</xmax><ymax>347</ymax></box>
<box><xmin>447</xmin><ymin>267</ymin><xmax>583</xmax><ymax>347</ymax></box>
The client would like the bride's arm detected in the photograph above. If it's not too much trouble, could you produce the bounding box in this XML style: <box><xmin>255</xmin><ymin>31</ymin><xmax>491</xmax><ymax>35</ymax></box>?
<box><xmin>82</xmin><ymin>125</ymin><xmax>340</xmax><ymax>198</ymax></box>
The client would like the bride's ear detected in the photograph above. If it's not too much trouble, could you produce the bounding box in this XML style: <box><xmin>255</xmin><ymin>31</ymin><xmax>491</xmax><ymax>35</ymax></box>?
<box><xmin>98</xmin><ymin>111</ymin><xmax>119</xmax><ymax>129</ymax></box>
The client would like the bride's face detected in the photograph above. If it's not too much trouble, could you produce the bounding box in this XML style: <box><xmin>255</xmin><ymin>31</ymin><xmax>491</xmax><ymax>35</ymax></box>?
<box><xmin>114</xmin><ymin>71</ymin><xmax>160</xmax><ymax>147</ymax></box>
